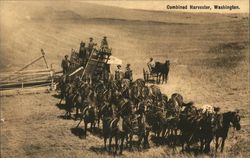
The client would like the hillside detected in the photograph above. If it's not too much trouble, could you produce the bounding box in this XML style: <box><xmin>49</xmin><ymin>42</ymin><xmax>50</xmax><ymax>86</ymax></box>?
<box><xmin>0</xmin><ymin>1</ymin><xmax>248</xmax><ymax>72</ymax></box>
<box><xmin>0</xmin><ymin>1</ymin><xmax>249</xmax><ymax>158</ymax></box>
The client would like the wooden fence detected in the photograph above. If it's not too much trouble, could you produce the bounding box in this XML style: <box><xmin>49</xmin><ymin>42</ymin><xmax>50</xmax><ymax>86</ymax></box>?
<box><xmin>0</xmin><ymin>49</ymin><xmax>61</xmax><ymax>96</ymax></box>
<box><xmin>0</xmin><ymin>68</ymin><xmax>55</xmax><ymax>91</ymax></box>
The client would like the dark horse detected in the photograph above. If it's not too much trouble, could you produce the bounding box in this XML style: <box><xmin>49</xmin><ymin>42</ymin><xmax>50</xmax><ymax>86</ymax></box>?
<box><xmin>102</xmin><ymin>104</ymin><xmax>126</xmax><ymax>155</ymax></box>
<box><xmin>214</xmin><ymin>111</ymin><xmax>241</xmax><ymax>152</ymax></box>
<box><xmin>75</xmin><ymin>90</ymin><xmax>97</xmax><ymax>138</ymax></box>
<box><xmin>154</xmin><ymin>60</ymin><xmax>170</xmax><ymax>84</ymax></box>
<box><xmin>76</xmin><ymin>103</ymin><xmax>97</xmax><ymax>138</ymax></box>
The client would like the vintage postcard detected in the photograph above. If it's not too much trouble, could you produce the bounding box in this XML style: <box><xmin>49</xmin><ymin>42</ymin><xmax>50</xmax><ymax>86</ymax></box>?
<box><xmin>0</xmin><ymin>0</ymin><xmax>249</xmax><ymax>158</ymax></box>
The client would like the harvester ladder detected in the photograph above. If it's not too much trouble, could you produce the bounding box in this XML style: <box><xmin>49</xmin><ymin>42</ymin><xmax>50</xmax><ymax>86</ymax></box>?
<box><xmin>93</xmin><ymin>51</ymin><xmax>111</xmax><ymax>79</ymax></box>
<box><xmin>80</xmin><ymin>49</ymin><xmax>95</xmax><ymax>79</ymax></box>
<box><xmin>93</xmin><ymin>52</ymin><xmax>110</xmax><ymax>73</ymax></box>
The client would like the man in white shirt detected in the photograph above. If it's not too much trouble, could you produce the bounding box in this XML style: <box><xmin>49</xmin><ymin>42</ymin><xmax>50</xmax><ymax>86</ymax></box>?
<box><xmin>115</xmin><ymin>65</ymin><xmax>123</xmax><ymax>81</ymax></box>
<box><xmin>147</xmin><ymin>57</ymin><xmax>156</xmax><ymax>72</ymax></box>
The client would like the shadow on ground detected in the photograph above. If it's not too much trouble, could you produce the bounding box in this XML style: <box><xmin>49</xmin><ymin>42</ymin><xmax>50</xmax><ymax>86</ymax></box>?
<box><xmin>56</xmin><ymin>103</ymin><xmax>68</xmax><ymax>110</ymax></box>
<box><xmin>52</xmin><ymin>94</ymin><xmax>61</xmax><ymax>99</ymax></box>
<box><xmin>91</xmin><ymin>127</ymin><xmax>103</xmax><ymax>138</ymax></box>
<box><xmin>71</xmin><ymin>127</ymin><xmax>86</xmax><ymax>139</ymax></box>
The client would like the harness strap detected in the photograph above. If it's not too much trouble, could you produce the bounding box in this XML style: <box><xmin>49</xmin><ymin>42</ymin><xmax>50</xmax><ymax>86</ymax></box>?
<box><xmin>82</xmin><ymin>106</ymin><xmax>89</xmax><ymax>115</ymax></box>
<box><xmin>109</xmin><ymin>118</ymin><xmax>118</xmax><ymax>128</ymax></box>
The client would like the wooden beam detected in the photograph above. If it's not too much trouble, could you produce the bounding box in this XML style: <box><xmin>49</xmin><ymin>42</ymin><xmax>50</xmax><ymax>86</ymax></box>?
<box><xmin>41</xmin><ymin>49</ymin><xmax>49</xmax><ymax>69</ymax></box>
<box><xmin>0</xmin><ymin>80</ymin><xmax>51</xmax><ymax>88</ymax></box>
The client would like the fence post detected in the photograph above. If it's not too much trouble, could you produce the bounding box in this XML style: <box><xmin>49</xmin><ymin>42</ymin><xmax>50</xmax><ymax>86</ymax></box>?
<box><xmin>21</xmin><ymin>72</ymin><xmax>24</xmax><ymax>89</ymax></box>
<box><xmin>50</xmin><ymin>64</ymin><xmax>54</xmax><ymax>90</ymax></box>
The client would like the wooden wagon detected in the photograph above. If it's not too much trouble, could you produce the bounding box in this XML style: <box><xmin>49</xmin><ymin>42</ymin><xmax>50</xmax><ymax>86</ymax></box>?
<box><xmin>143</xmin><ymin>64</ymin><xmax>159</xmax><ymax>84</ymax></box>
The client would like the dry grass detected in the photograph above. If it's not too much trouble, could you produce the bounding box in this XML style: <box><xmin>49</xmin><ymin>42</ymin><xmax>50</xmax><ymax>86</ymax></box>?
<box><xmin>0</xmin><ymin>1</ymin><xmax>249</xmax><ymax>158</ymax></box>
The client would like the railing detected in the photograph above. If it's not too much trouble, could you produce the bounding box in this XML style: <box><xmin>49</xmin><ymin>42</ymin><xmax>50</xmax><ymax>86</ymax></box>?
<box><xmin>0</xmin><ymin>68</ymin><xmax>55</xmax><ymax>91</ymax></box>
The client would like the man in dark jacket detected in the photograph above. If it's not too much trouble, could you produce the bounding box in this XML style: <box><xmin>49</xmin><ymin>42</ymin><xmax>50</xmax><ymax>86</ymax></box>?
<box><xmin>88</xmin><ymin>37</ymin><xmax>97</xmax><ymax>54</ymax></box>
<box><xmin>79</xmin><ymin>41</ymin><xmax>87</xmax><ymax>66</ymax></box>
<box><xmin>101</xmin><ymin>36</ymin><xmax>109</xmax><ymax>49</ymax></box>
<box><xmin>124</xmin><ymin>64</ymin><xmax>133</xmax><ymax>82</ymax></box>
<box><xmin>61</xmin><ymin>55</ymin><xmax>70</xmax><ymax>74</ymax></box>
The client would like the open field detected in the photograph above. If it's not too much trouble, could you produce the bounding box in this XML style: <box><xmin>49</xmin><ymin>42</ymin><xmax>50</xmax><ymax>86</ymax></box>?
<box><xmin>0</xmin><ymin>1</ymin><xmax>249</xmax><ymax>158</ymax></box>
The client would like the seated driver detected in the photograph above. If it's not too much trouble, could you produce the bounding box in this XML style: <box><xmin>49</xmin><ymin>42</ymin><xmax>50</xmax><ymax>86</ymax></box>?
<box><xmin>147</xmin><ymin>57</ymin><xmax>156</xmax><ymax>72</ymax></box>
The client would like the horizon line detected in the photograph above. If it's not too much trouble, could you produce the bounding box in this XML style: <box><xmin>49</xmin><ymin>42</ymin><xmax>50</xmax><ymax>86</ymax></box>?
<box><xmin>85</xmin><ymin>1</ymin><xmax>249</xmax><ymax>14</ymax></box>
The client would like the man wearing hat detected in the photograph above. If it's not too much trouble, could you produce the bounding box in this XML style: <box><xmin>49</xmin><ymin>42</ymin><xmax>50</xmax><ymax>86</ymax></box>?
<box><xmin>147</xmin><ymin>57</ymin><xmax>156</xmax><ymax>73</ymax></box>
<box><xmin>101</xmin><ymin>36</ymin><xmax>109</xmax><ymax>49</ymax></box>
<box><xmin>79</xmin><ymin>41</ymin><xmax>87</xmax><ymax>66</ymax></box>
<box><xmin>61</xmin><ymin>55</ymin><xmax>70</xmax><ymax>74</ymax></box>
<box><xmin>124</xmin><ymin>64</ymin><xmax>133</xmax><ymax>82</ymax></box>
<box><xmin>88</xmin><ymin>37</ymin><xmax>97</xmax><ymax>54</ymax></box>
<box><xmin>115</xmin><ymin>65</ymin><xmax>123</xmax><ymax>81</ymax></box>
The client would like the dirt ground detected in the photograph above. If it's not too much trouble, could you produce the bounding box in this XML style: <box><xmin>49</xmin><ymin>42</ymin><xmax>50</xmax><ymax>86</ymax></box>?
<box><xmin>0</xmin><ymin>1</ymin><xmax>249</xmax><ymax>158</ymax></box>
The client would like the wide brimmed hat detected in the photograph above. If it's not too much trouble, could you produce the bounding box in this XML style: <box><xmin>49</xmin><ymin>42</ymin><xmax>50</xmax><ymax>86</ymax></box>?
<box><xmin>214</xmin><ymin>107</ymin><xmax>220</xmax><ymax>112</ymax></box>
<box><xmin>117</xmin><ymin>65</ymin><xmax>121</xmax><ymax>68</ymax></box>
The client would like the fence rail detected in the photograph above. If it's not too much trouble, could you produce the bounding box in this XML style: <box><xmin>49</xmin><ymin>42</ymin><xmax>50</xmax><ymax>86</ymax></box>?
<box><xmin>0</xmin><ymin>68</ymin><xmax>55</xmax><ymax>91</ymax></box>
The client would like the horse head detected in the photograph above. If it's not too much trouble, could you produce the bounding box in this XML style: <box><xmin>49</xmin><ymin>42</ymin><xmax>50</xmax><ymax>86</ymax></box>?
<box><xmin>165</xmin><ymin>60</ymin><xmax>170</xmax><ymax>66</ymax></box>
<box><xmin>231</xmin><ymin>110</ymin><xmax>241</xmax><ymax>130</ymax></box>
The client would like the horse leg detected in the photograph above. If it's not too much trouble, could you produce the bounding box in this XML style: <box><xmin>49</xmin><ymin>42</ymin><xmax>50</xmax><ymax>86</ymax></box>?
<box><xmin>168</xmin><ymin>128</ymin><xmax>172</xmax><ymax>146</ymax></box>
<box><xmin>157</xmin><ymin>73</ymin><xmax>161</xmax><ymax>84</ymax></box>
<box><xmin>162</xmin><ymin>73</ymin><xmax>164</xmax><ymax>84</ymax></box>
<box><xmin>200</xmin><ymin>138</ymin><xmax>204</xmax><ymax>152</ymax></box>
<box><xmin>221</xmin><ymin>138</ymin><xmax>226</xmax><ymax>152</ymax></box>
<box><xmin>157</xmin><ymin>129</ymin><xmax>162</xmax><ymax>145</ymax></box>
<box><xmin>104</xmin><ymin>136</ymin><xmax>107</xmax><ymax>150</ymax></box>
<box><xmin>215</xmin><ymin>136</ymin><xmax>219</xmax><ymax>152</ymax></box>
<box><xmin>155</xmin><ymin>74</ymin><xmax>159</xmax><ymax>84</ymax></box>
<box><xmin>144</xmin><ymin>130</ymin><xmax>150</xmax><ymax>149</ymax></box>
<box><xmin>59</xmin><ymin>97</ymin><xmax>63</xmax><ymax>105</ymax></box>
<box><xmin>75</xmin><ymin>107</ymin><xmax>79</xmax><ymax>120</ymax></box>
<box><xmin>125</xmin><ymin>134</ymin><xmax>129</xmax><ymax>148</ymax></box>
<box><xmin>68</xmin><ymin>102</ymin><xmax>72</xmax><ymax>119</ymax></box>
<box><xmin>114</xmin><ymin>135</ymin><xmax>119</xmax><ymax>155</ymax></box>
<box><xmin>165</xmin><ymin>72</ymin><xmax>168</xmax><ymax>84</ymax></box>
<box><xmin>84</xmin><ymin>121</ymin><xmax>87</xmax><ymax>137</ymax></box>
<box><xmin>159</xmin><ymin>73</ymin><xmax>162</xmax><ymax>84</ymax></box>
<box><xmin>161</xmin><ymin>126</ymin><xmax>166</xmax><ymax>139</ymax></box>
<box><xmin>90</xmin><ymin>122</ymin><xmax>93</xmax><ymax>132</ymax></box>
<box><xmin>181</xmin><ymin>134</ymin><xmax>186</xmax><ymax>152</ymax></box>
<box><xmin>120</xmin><ymin>135</ymin><xmax>125</xmax><ymax>155</ymax></box>
<box><xmin>109</xmin><ymin>136</ymin><xmax>113</xmax><ymax>153</ymax></box>
<box><xmin>97</xmin><ymin>117</ymin><xmax>100</xmax><ymax>128</ymax></box>
<box><xmin>137</xmin><ymin>134</ymin><xmax>143</xmax><ymax>151</ymax></box>
<box><xmin>129</xmin><ymin>133</ymin><xmax>133</xmax><ymax>149</ymax></box>
<box><xmin>173</xmin><ymin>129</ymin><xmax>178</xmax><ymax>148</ymax></box>
<box><xmin>93</xmin><ymin>121</ymin><xmax>96</xmax><ymax>129</ymax></box>
<box><xmin>204</xmin><ymin>137</ymin><xmax>212</xmax><ymax>153</ymax></box>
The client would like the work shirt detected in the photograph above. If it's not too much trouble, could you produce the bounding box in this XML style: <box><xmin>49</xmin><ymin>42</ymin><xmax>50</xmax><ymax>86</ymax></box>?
<box><xmin>148</xmin><ymin>60</ymin><xmax>156</xmax><ymax>68</ymax></box>
<box><xmin>88</xmin><ymin>41</ymin><xmax>95</xmax><ymax>52</ymax></box>
<box><xmin>124</xmin><ymin>68</ymin><xmax>133</xmax><ymax>81</ymax></box>
<box><xmin>115</xmin><ymin>69</ymin><xmax>123</xmax><ymax>81</ymax></box>
<box><xmin>79</xmin><ymin>46</ymin><xmax>87</xmax><ymax>59</ymax></box>
<box><xmin>101</xmin><ymin>39</ymin><xmax>109</xmax><ymax>48</ymax></box>
<box><xmin>61</xmin><ymin>59</ymin><xmax>70</xmax><ymax>69</ymax></box>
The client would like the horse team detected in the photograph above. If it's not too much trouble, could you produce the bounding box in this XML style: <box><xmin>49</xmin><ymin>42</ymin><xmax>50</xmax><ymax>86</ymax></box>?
<box><xmin>57</xmin><ymin>75</ymin><xmax>241</xmax><ymax>155</ymax></box>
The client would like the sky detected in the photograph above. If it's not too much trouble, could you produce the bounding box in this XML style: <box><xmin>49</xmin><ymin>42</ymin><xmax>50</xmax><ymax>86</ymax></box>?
<box><xmin>86</xmin><ymin>0</ymin><xmax>249</xmax><ymax>13</ymax></box>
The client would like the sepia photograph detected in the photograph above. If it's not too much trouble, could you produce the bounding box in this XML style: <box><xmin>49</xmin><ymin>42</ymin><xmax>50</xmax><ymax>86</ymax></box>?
<box><xmin>0</xmin><ymin>0</ymin><xmax>249</xmax><ymax>157</ymax></box>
